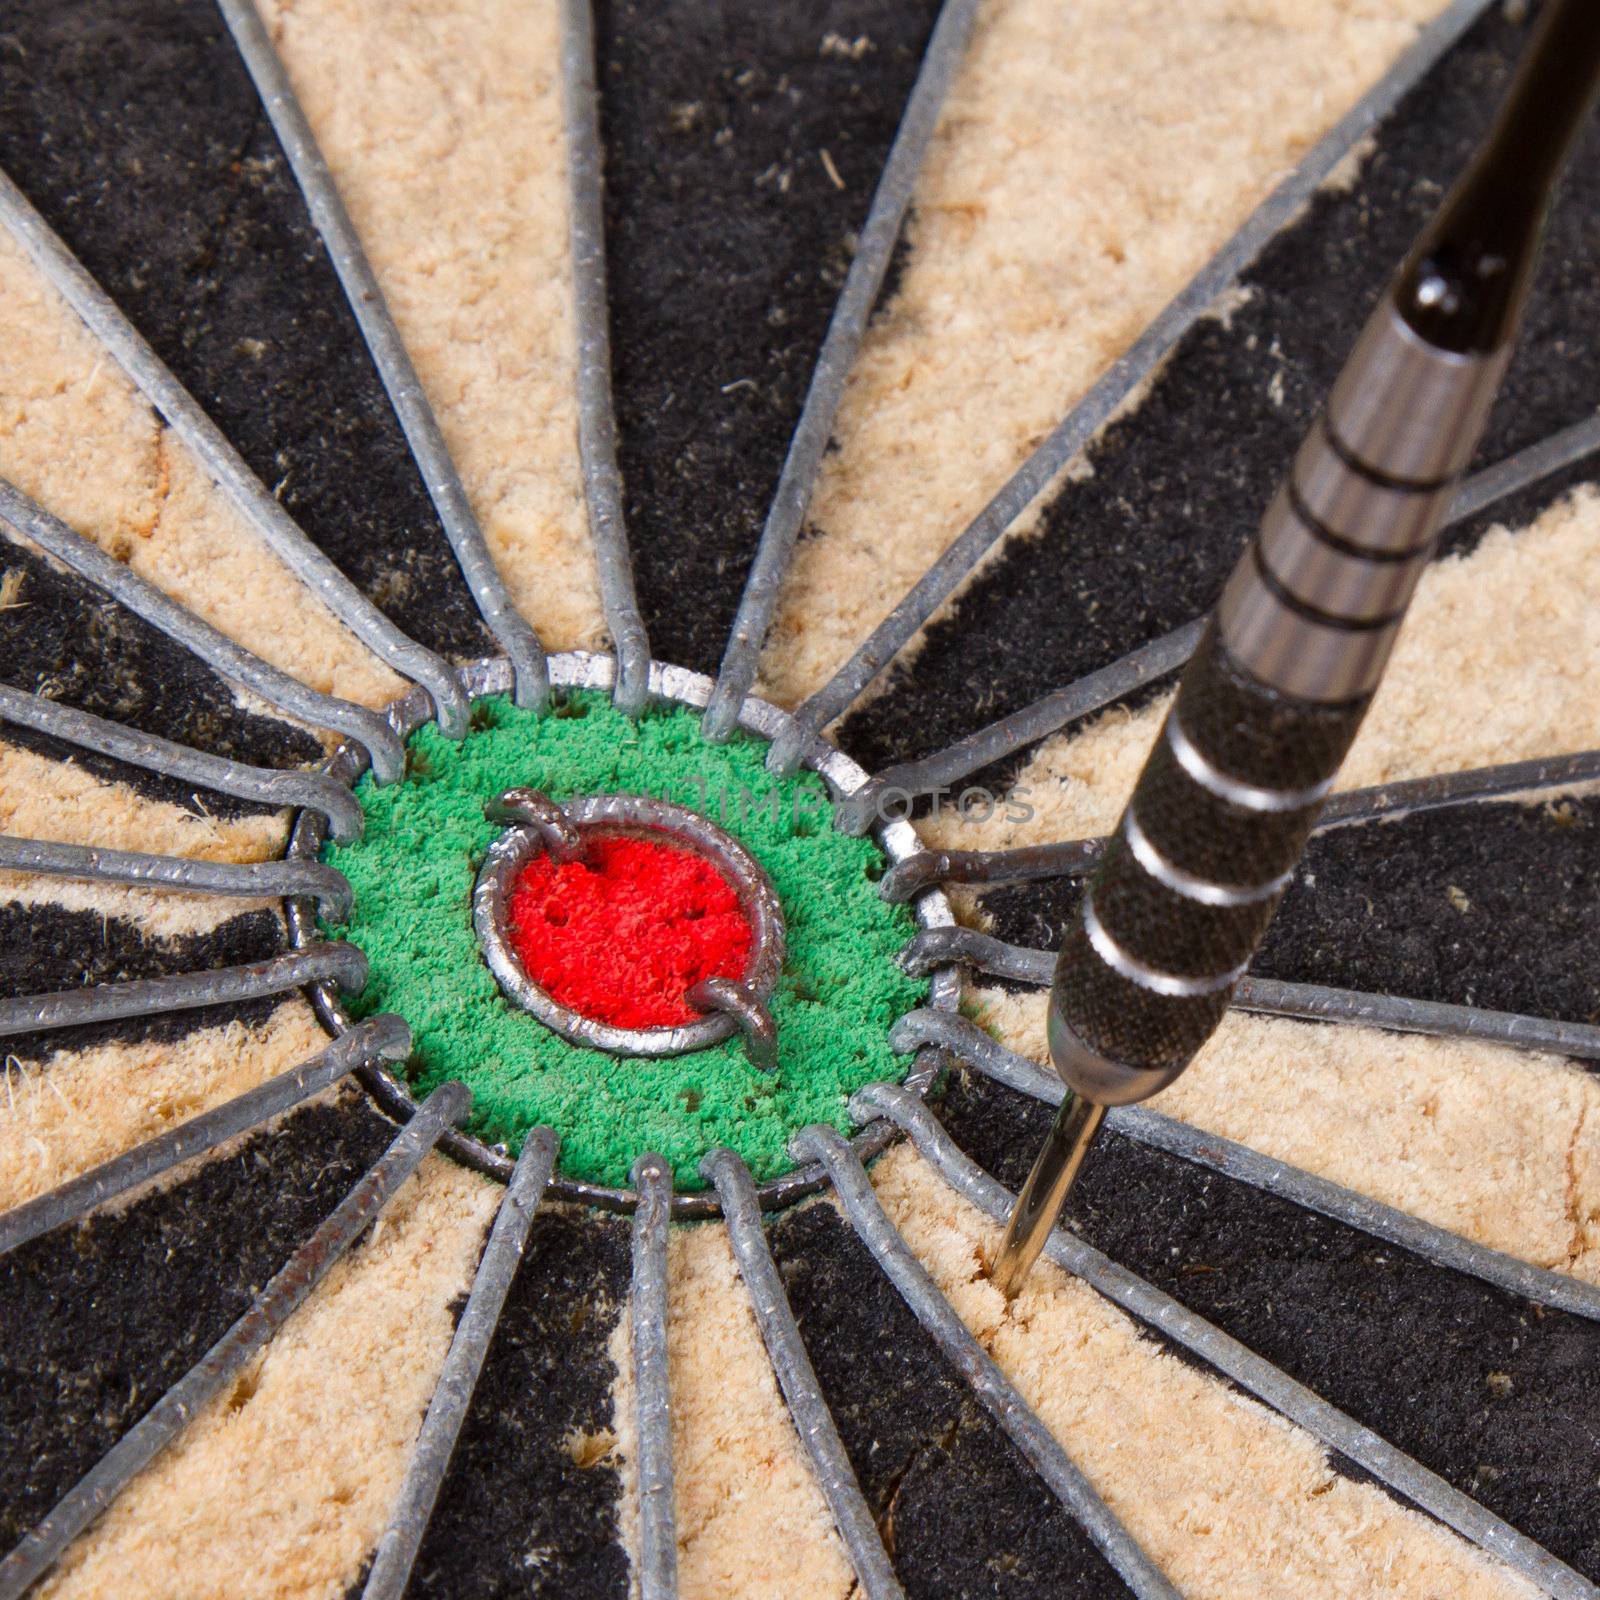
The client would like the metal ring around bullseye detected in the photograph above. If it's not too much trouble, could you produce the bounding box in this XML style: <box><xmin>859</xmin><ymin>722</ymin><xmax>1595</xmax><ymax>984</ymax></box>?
<box><xmin>474</xmin><ymin>791</ymin><xmax>785</xmax><ymax>1058</ymax></box>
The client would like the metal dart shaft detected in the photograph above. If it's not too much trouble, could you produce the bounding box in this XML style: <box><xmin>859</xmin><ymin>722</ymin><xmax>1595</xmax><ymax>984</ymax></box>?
<box><xmin>994</xmin><ymin>0</ymin><xmax>1600</xmax><ymax>1296</ymax></box>
<box><xmin>992</xmin><ymin>1095</ymin><xmax>1104</xmax><ymax>1298</ymax></box>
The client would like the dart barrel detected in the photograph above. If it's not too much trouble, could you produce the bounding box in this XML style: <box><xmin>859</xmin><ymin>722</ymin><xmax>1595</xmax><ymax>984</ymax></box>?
<box><xmin>1047</xmin><ymin>299</ymin><xmax>1508</xmax><ymax>1107</ymax></box>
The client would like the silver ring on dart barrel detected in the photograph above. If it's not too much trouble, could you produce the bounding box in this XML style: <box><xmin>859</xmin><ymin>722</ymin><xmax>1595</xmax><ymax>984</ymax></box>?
<box><xmin>993</xmin><ymin>0</ymin><xmax>1600</xmax><ymax>1298</ymax></box>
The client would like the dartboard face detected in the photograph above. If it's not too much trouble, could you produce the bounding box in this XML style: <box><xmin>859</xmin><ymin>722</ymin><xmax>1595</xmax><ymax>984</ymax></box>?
<box><xmin>3</xmin><ymin>2</ymin><xmax>1600</xmax><ymax>1597</ymax></box>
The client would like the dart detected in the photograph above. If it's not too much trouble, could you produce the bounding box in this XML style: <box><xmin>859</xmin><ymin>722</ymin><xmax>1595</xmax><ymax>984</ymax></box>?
<box><xmin>993</xmin><ymin>0</ymin><xmax>1600</xmax><ymax>1299</ymax></box>
<box><xmin>16</xmin><ymin>0</ymin><xmax>1600</xmax><ymax>1588</ymax></box>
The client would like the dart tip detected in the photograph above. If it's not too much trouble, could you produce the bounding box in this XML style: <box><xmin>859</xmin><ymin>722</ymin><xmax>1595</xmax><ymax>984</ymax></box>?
<box><xmin>988</xmin><ymin>1094</ymin><xmax>1106</xmax><ymax>1300</ymax></box>
<box><xmin>989</xmin><ymin>1231</ymin><xmax>1033</xmax><ymax>1302</ymax></box>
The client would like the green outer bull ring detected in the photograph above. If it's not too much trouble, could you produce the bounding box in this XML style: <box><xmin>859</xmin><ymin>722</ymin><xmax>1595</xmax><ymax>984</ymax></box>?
<box><xmin>282</xmin><ymin>650</ymin><xmax>961</xmax><ymax>1217</ymax></box>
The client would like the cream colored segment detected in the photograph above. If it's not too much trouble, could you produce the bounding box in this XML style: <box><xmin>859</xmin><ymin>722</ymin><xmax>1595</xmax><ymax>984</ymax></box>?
<box><xmin>608</xmin><ymin>1313</ymin><xmax>643</xmax><ymax>1594</ymax></box>
<box><xmin>0</xmin><ymin>1002</ymin><xmax>331</xmax><ymax>1211</ymax></box>
<box><xmin>610</xmin><ymin>1220</ymin><xmax>854</xmax><ymax>1600</ymax></box>
<box><xmin>0</xmin><ymin>231</ymin><xmax>404</xmax><ymax>711</ymax></box>
<box><xmin>0</xmin><ymin>736</ymin><xmax>290</xmax><ymax>939</ymax></box>
<box><xmin>759</xmin><ymin>0</ymin><xmax>1447</xmax><ymax>708</ymax></box>
<box><xmin>869</xmin><ymin>1142</ymin><xmax>1540</xmax><ymax>1600</ymax></box>
<box><xmin>1344</xmin><ymin>496</ymin><xmax>1600</xmax><ymax>789</ymax></box>
<box><xmin>256</xmin><ymin>0</ymin><xmax>605</xmax><ymax>654</ymax></box>
<box><xmin>921</xmin><ymin>490</ymin><xmax>1600</xmax><ymax>853</ymax></box>
<box><xmin>40</xmin><ymin>1149</ymin><xmax>499</xmax><ymax>1600</ymax></box>
<box><xmin>0</xmin><ymin>875</ymin><xmax>273</xmax><ymax>942</ymax></box>
<box><xmin>971</xmin><ymin>984</ymin><xmax>1600</xmax><ymax>1283</ymax></box>
<box><xmin>0</xmin><ymin>738</ymin><xmax>288</xmax><ymax>862</ymax></box>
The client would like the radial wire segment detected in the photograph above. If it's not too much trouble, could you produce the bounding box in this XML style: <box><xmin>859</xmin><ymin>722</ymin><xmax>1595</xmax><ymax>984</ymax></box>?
<box><xmin>0</xmin><ymin>167</ymin><xmax>469</xmax><ymax>739</ymax></box>
<box><xmin>882</xmin><ymin>843</ymin><xmax>1098</xmax><ymax>903</ymax></box>
<box><xmin>0</xmin><ymin>474</ymin><xmax>405</xmax><ymax>784</ymax></box>
<box><xmin>629</xmin><ymin>1153</ymin><xmax>680</xmax><ymax>1600</ymax></box>
<box><xmin>908</xmin><ymin>940</ymin><xmax>1600</xmax><ymax>1068</ymax></box>
<box><xmin>557</xmin><ymin>0</ymin><xmax>652</xmax><ymax>716</ymax></box>
<box><xmin>881</xmin><ymin>840</ymin><xmax>1103</xmax><ymax>903</ymax></box>
<box><xmin>897</xmin><ymin>921</ymin><xmax>1600</xmax><ymax>1070</ymax></box>
<box><xmin>915</xmin><ymin>922</ymin><xmax>1600</xmax><ymax>1100</ymax></box>
<box><xmin>0</xmin><ymin>942</ymin><xmax>367</xmax><ymax>1041</ymax></box>
<box><xmin>763</xmin><ymin>0</ymin><xmax>1495</xmax><ymax>777</ymax></box>
<box><xmin>1447</xmin><ymin>408</ymin><xmax>1600</xmax><ymax>525</ymax></box>
<box><xmin>700</xmin><ymin>0</ymin><xmax>984</xmax><ymax>741</ymax></box>
<box><xmin>0</xmin><ymin>835</ymin><xmax>351</xmax><ymax>920</ymax></box>
<box><xmin>700</xmin><ymin>1148</ymin><xmax>904</xmax><ymax>1600</ymax></box>
<box><xmin>1313</xmin><ymin>747</ymin><xmax>1600</xmax><ymax>830</ymax></box>
<box><xmin>0</xmin><ymin>1015</ymin><xmax>410</xmax><ymax>1258</ymax></box>
<box><xmin>882</xmin><ymin>744</ymin><xmax>1600</xmax><ymax>897</ymax></box>
<box><xmin>361</xmin><ymin>1126</ymin><xmax>559</xmax><ymax>1600</ymax></box>
<box><xmin>896</xmin><ymin>979</ymin><xmax>1600</xmax><ymax>1081</ymax></box>
<box><xmin>792</xmin><ymin>1125</ymin><xmax>1180</xmax><ymax>1599</ymax></box>
<box><xmin>215</xmin><ymin>0</ymin><xmax>548</xmax><ymax>715</ymax></box>
<box><xmin>0</xmin><ymin>1081</ymin><xmax>471</xmax><ymax>1600</ymax></box>
<box><xmin>1235</xmin><ymin>975</ymin><xmax>1600</xmax><ymax>1060</ymax></box>
<box><xmin>842</xmin><ymin>620</ymin><xmax>1204</xmax><ymax>834</ymax></box>
<box><xmin>855</xmin><ymin>1084</ymin><xmax>1599</xmax><ymax>1600</ymax></box>
<box><xmin>848</xmin><ymin>411</ymin><xmax>1600</xmax><ymax>823</ymax></box>
<box><xmin>897</xmin><ymin>978</ymin><xmax>1600</xmax><ymax>1072</ymax></box>
<box><xmin>0</xmin><ymin>682</ymin><xmax>363</xmax><ymax>843</ymax></box>
<box><xmin>897</xmin><ymin>926</ymin><xmax>1058</xmax><ymax>985</ymax></box>
<box><xmin>885</xmin><ymin>1006</ymin><xmax>1600</xmax><ymax>1321</ymax></box>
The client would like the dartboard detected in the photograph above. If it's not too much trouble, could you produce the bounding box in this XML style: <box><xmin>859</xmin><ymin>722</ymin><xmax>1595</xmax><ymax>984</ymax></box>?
<box><xmin>2</xmin><ymin>0</ymin><xmax>1599</xmax><ymax>1596</ymax></box>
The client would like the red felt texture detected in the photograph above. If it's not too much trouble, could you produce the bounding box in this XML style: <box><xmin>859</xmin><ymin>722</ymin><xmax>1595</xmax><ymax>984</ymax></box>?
<box><xmin>506</xmin><ymin>834</ymin><xmax>754</xmax><ymax>1027</ymax></box>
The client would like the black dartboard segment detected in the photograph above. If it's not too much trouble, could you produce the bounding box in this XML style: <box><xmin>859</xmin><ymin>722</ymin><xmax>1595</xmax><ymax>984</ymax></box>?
<box><xmin>773</xmin><ymin>1202</ymin><xmax>1135</xmax><ymax>1599</ymax></box>
<box><xmin>1076</xmin><ymin>1134</ymin><xmax>1600</xmax><ymax>1582</ymax></box>
<box><xmin>0</xmin><ymin>903</ymin><xmax>287</xmax><ymax>1062</ymax></box>
<box><xmin>596</xmin><ymin>0</ymin><xmax>942</xmax><ymax>676</ymax></box>
<box><xmin>1256</xmin><ymin>795</ymin><xmax>1600</xmax><ymax>1022</ymax></box>
<box><xmin>0</xmin><ymin>535</ymin><xmax>322</xmax><ymax>783</ymax></box>
<box><xmin>976</xmin><ymin>796</ymin><xmax>1600</xmax><ymax>1026</ymax></box>
<box><xmin>399</xmin><ymin>1212</ymin><xmax>631</xmax><ymax>1600</ymax></box>
<box><xmin>937</xmin><ymin>1068</ymin><xmax>1600</xmax><ymax>1582</ymax></box>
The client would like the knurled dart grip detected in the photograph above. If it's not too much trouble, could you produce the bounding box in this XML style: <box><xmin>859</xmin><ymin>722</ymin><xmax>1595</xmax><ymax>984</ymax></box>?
<box><xmin>1049</xmin><ymin>624</ymin><xmax>1367</xmax><ymax>1106</ymax></box>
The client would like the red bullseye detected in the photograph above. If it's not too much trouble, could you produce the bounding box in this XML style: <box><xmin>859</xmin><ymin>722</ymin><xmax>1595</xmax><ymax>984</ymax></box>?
<box><xmin>505</xmin><ymin>834</ymin><xmax>755</xmax><ymax>1029</ymax></box>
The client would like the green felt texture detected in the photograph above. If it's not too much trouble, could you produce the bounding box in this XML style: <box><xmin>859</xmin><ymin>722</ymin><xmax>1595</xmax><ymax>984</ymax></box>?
<box><xmin>323</xmin><ymin>691</ymin><xmax>927</xmax><ymax>1190</ymax></box>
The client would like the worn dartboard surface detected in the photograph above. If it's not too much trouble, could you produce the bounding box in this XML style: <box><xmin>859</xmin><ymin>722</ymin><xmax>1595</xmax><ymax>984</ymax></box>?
<box><xmin>3</xmin><ymin>0</ymin><xmax>1600</xmax><ymax>1596</ymax></box>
